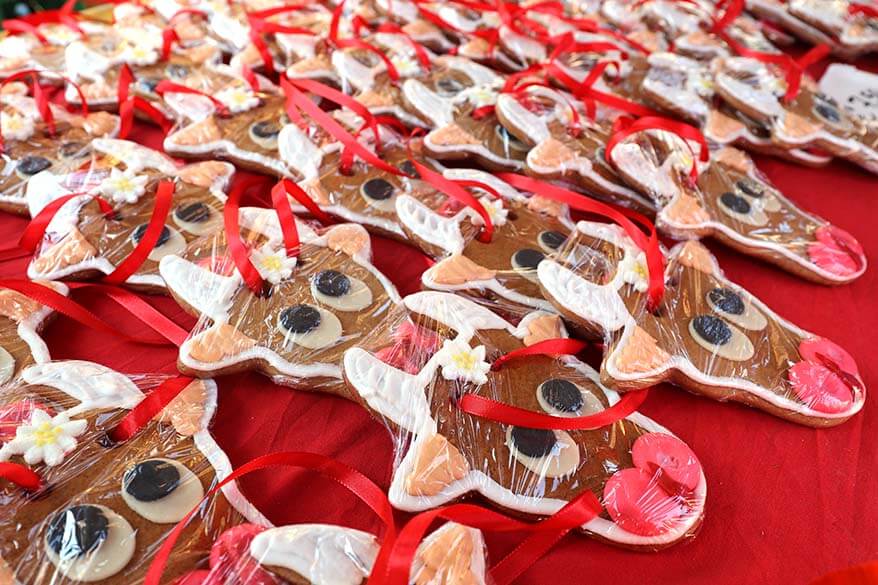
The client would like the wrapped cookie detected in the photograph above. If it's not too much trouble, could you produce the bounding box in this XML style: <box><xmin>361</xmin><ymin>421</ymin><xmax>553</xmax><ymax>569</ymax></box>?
<box><xmin>343</xmin><ymin>291</ymin><xmax>707</xmax><ymax>550</ymax></box>
<box><xmin>538</xmin><ymin>221</ymin><xmax>865</xmax><ymax>426</ymax></box>
<box><xmin>0</xmin><ymin>282</ymin><xmax>67</xmax><ymax>386</ymax></box>
<box><xmin>0</xmin><ymin>360</ymin><xmax>263</xmax><ymax>584</ymax></box>
<box><xmin>26</xmin><ymin>139</ymin><xmax>234</xmax><ymax>292</ymax></box>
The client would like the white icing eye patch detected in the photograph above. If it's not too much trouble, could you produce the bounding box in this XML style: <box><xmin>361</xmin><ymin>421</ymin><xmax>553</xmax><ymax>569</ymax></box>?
<box><xmin>705</xmin><ymin>287</ymin><xmax>767</xmax><ymax>331</ymax></box>
<box><xmin>278</xmin><ymin>303</ymin><xmax>343</xmax><ymax>349</ymax></box>
<box><xmin>536</xmin><ymin>378</ymin><xmax>604</xmax><ymax>417</ymax></box>
<box><xmin>249</xmin><ymin>120</ymin><xmax>282</xmax><ymax>150</ymax></box>
<box><xmin>717</xmin><ymin>191</ymin><xmax>768</xmax><ymax>226</ymax></box>
<box><xmin>506</xmin><ymin>426</ymin><xmax>580</xmax><ymax>479</ymax></box>
<box><xmin>310</xmin><ymin>269</ymin><xmax>373</xmax><ymax>311</ymax></box>
<box><xmin>45</xmin><ymin>504</ymin><xmax>136</xmax><ymax>582</ymax></box>
<box><xmin>121</xmin><ymin>458</ymin><xmax>205</xmax><ymax>524</ymax></box>
<box><xmin>688</xmin><ymin>314</ymin><xmax>755</xmax><ymax>361</ymax></box>
<box><xmin>359</xmin><ymin>177</ymin><xmax>397</xmax><ymax>212</ymax></box>
<box><xmin>131</xmin><ymin>224</ymin><xmax>187</xmax><ymax>261</ymax></box>
<box><xmin>172</xmin><ymin>200</ymin><xmax>221</xmax><ymax>236</ymax></box>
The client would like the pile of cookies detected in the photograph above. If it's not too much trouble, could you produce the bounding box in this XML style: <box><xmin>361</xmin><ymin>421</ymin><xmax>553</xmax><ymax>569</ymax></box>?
<box><xmin>0</xmin><ymin>0</ymin><xmax>871</xmax><ymax>582</ymax></box>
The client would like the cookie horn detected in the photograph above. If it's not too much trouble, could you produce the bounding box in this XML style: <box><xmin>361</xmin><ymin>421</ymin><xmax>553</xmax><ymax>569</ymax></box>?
<box><xmin>159</xmin><ymin>255</ymin><xmax>241</xmax><ymax>323</ymax></box>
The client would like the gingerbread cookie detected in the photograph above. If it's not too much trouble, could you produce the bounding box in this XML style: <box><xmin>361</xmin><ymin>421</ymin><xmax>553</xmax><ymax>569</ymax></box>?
<box><xmin>159</xmin><ymin>209</ymin><xmax>400</xmax><ymax>391</ymax></box>
<box><xmin>343</xmin><ymin>291</ymin><xmax>706</xmax><ymax>548</ymax></box>
<box><xmin>26</xmin><ymin>139</ymin><xmax>234</xmax><ymax>291</ymax></box>
<box><xmin>538</xmin><ymin>222</ymin><xmax>865</xmax><ymax>426</ymax></box>
<box><xmin>0</xmin><ymin>282</ymin><xmax>67</xmax><ymax>386</ymax></box>
<box><xmin>0</xmin><ymin>90</ymin><xmax>120</xmax><ymax>215</ymax></box>
<box><xmin>0</xmin><ymin>360</ymin><xmax>264</xmax><ymax>584</ymax></box>
<box><xmin>787</xmin><ymin>0</ymin><xmax>878</xmax><ymax>55</ymax></box>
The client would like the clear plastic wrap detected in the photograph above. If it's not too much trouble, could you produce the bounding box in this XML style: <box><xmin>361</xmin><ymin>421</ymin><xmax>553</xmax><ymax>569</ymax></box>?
<box><xmin>537</xmin><ymin>220</ymin><xmax>866</xmax><ymax>426</ymax></box>
<box><xmin>26</xmin><ymin>139</ymin><xmax>235</xmax><ymax>292</ymax></box>
<box><xmin>341</xmin><ymin>290</ymin><xmax>707</xmax><ymax>550</ymax></box>
<box><xmin>0</xmin><ymin>360</ymin><xmax>263</xmax><ymax>584</ymax></box>
<box><xmin>0</xmin><ymin>91</ymin><xmax>120</xmax><ymax>215</ymax></box>
<box><xmin>176</xmin><ymin>520</ymin><xmax>490</xmax><ymax>585</ymax></box>
<box><xmin>0</xmin><ymin>282</ymin><xmax>67</xmax><ymax>385</ymax></box>
<box><xmin>157</xmin><ymin>210</ymin><xmax>402</xmax><ymax>392</ymax></box>
<box><xmin>787</xmin><ymin>0</ymin><xmax>878</xmax><ymax>56</ymax></box>
<box><xmin>0</xmin><ymin>19</ymin><xmax>113</xmax><ymax>81</ymax></box>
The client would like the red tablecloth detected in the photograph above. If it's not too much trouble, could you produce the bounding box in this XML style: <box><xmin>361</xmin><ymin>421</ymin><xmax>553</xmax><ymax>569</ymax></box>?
<box><xmin>1</xmin><ymin>66</ymin><xmax>876</xmax><ymax>585</ymax></box>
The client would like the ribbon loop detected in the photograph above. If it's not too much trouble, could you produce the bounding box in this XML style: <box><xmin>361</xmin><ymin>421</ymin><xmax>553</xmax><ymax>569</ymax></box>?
<box><xmin>605</xmin><ymin>115</ymin><xmax>709</xmax><ymax>183</ymax></box>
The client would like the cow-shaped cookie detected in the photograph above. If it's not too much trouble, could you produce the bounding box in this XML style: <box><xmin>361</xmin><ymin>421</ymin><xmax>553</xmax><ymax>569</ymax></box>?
<box><xmin>178</xmin><ymin>520</ymin><xmax>488</xmax><ymax>585</ymax></box>
<box><xmin>0</xmin><ymin>360</ymin><xmax>264</xmax><ymax>584</ymax></box>
<box><xmin>159</xmin><ymin>208</ymin><xmax>400</xmax><ymax>391</ymax></box>
<box><xmin>713</xmin><ymin>56</ymin><xmax>878</xmax><ymax>174</ymax></box>
<box><xmin>0</xmin><ymin>282</ymin><xmax>67</xmax><ymax>386</ymax></box>
<box><xmin>0</xmin><ymin>90</ymin><xmax>120</xmax><ymax>215</ymax></box>
<box><xmin>343</xmin><ymin>291</ymin><xmax>706</xmax><ymax>549</ymax></box>
<box><xmin>609</xmin><ymin>130</ymin><xmax>867</xmax><ymax>284</ymax></box>
<box><xmin>26</xmin><ymin>139</ymin><xmax>234</xmax><ymax>292</ymax></box>
<box><xmin>401</xmin><ymin>55</ymin><xmax>527</xmax><ymax>170</ymax></box>
<box><xmin>538</xmin><ymin>221</ymin><xmax>865</xmax><ymax>426</ymax></box>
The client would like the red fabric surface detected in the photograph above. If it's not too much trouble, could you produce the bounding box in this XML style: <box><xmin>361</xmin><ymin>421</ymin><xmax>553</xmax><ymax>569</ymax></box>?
<box><xmin>1</xmin><ymin>68</ymin><xmax>876</xmax><ymax>585</ymax></box>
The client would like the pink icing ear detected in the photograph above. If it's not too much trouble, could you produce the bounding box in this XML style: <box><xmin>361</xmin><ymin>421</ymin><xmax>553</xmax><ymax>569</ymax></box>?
<box><xmin>631</xmin><ymin>433</ymin><xmax>702</xmax><ymax>496</ymax></box>
<box><xmin>602</xmin><ymin>468</ymin><xmax>691</xmax><ymax>537</ymax></box>
<box><xmin>208</xmin><ymin>524</ymin><xmax>277</xmax><ymax>585</ymax></box>
<box><xmin>807</xmin><ymin>225</ymin><xmax>865</xmax><ymax>276</ymax></box>
<box><xmin>788</xmin><ymin>361</ymin><xmax>854</xmax><ymax>414</ymax></box>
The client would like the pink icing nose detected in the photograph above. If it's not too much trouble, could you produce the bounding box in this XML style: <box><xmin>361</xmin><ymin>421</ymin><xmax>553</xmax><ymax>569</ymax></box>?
<box><xmin>603</xmin><ymin>468</ymin><xmax>692</xmax><ymax>537</ymax></box>
<box><xmin>788</xmin><ymin>361</ymin><xmax>854</xmax><ymax>414</ymax></box>
<box><xmin>807</xmin><ymin>225</ymin><xmax>865</xmax><ymax>277</ymax></box>
<box><xmin>799</xmin><ymin>337</ymin><xmax>860</xmax><ymax>379</ymax></box>
<box><xmin>209</xmin><ymin>524</ymin><xmax>277</xmax><ymax>585</ymax></box>
<box><xmin>631</xmin><ymin>433</ymin><xmax>702</xmax><ymax>495</ymax></box>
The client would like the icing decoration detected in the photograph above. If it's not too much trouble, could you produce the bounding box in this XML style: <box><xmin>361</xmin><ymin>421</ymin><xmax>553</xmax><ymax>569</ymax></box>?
<box><xmin>45</xmin><ymin>504</ymin><xmax>136</xmax><ymax>581</ymax></box>
<box><xmin>435</xmin><ymin>340</ymin><xmax>491</xmax><ymax>385</ymax></box>
<box><xmin>0</xmin><ymin>407</ymin><xmax>87</xmax><ymax>466</ymax></box>
<box><xmin>250</xmin><ymin>243</ymin><xmax>298</xmax><ymax>284</ymax></box>
<box><xmin>121</xmin><ymin>458</ymin><xmax>206</xmax><ymax>523</ymax></box>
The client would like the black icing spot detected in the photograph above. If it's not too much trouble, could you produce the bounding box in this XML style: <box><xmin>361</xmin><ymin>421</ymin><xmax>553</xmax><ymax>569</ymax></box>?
<box><xmin>692</xmin><ymin>315</ymin><xmax>732</xmax><ymax>346</ymax></box>
<box><xmin>59</xmin><ymin>141</ymin><xmax>89</xmax><ymax>158</ymax></box>
<box><xmin>362</xmin><ymin>178</ymin><xmax>394</xmax><ymax>201</ymax></box>
<box><xmin>280</xmin><ymin>304</ymin><xmax>321</xmax><ymax>334</ymax></box>
<box><xmin>513</xmin><ymin>249</ymin><xmax>545</xmax><ymax>270</ymax></box>
<box><xmin>814</xmin><ymin>102</ymin><xmax>841</xmax><ymax>124</ymax></box>
<box><xmin>46</xmin><ymin>505</ymin><xmax>109</xmax><ymax>560</ymax></box>
<box><xmin>251</xmin><ymin>120</ymin><xmax>280</xmax><ymax>139</ymax></box>
<box><xmin>17</xmin><ymin>156</ymin><xmax>52</xmax><ymax>176</ymax></box>
<box><xmin>540</xmin><ymin>379</ymin><xmax>583</xmax><ymax>413</ymax></box>
<box><xmin>132</xmin><ymin>224</ymin><xmax>171</xmax><ymax>247</ymax></box>
<box><xmin>436</xmin><ymin>77</ymin><xmax>465</xmax><ymax>96</ymax></box>
<box><xmin>123</xmin><ymin>459</ymin><xmax>181</xmax><ymax>502</ymax></box>
<box><xmin>510</xmin><ymin>427</ymin><xmax>557</xmax><ymax>458</ymax></box>
<box><xmin>398</xmin><ymin>160</ymin><xmax>419</xmax><ymax>178</ymax></box>
<box><xmin>174</xmin><ymin>201</ymin><xmax>211</xmax><ymax>223</ymax></box>
<box><xmin>719</xmin><ymin>192</ymin><xmax>751</xmax><ymax>214</ymax></box>
<box><xmin>708</xmin><ymin>288</ymin><xmax>745</xmax><ymax>315</ymax></box>
<box><xmin>314</xmin><ymin>270</ymin><xmax>351</xmax><ymax>297</ymax></box>
<box><xmin>538</xmin><ymin>230</ymin><xmax>567</xmax><ymax>250</ymax></box>
<box><xmin>736</xmin><ymin>180</ymin><xmax>764</xmax><ymax>198</ymax></box>
<box><xmin>166</xmin><ymin>64</ymin><xmax>190</xmax><ymax>79</ymax></box>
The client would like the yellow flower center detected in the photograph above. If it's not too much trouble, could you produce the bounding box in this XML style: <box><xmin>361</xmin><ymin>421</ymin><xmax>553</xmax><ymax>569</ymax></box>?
<box><xmin>113</xmin><ymin>176</ymin><xmax>134</xmax><ymax>192</ymax></box>
<box><xmin>451</xmin><ymin>351</ymin><xmax>477</xmax><ymax>372</ymax></box>
<box><xmin>5</xmin><ymin>116</ymin><xmax>22</xmax><ymax>131</ymax></box>
<box><xmin>230</xmin><ymin>90</ymin><xmax>251</xmax><ymax>105</ymax></box>
<box><xmin>633</xmin><ymin>262</ymin><xmax>648</xmax><ymax>280</ymax></box>
<box><xmin>33</xmin><ymin>422</ymin><xmax>62</xmax><ymax>447</ymax></box>
<box><xmin>261</xmin><ymin>255</ymin><xmax>284</xmax><ymax>272</ymax></box>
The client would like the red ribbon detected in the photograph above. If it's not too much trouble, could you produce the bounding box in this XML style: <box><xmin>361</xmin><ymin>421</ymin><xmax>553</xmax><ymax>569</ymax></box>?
<box><xmin>492</xmin><ymin>337</ymin><xmax>587</xmax><ymax>369</ymax></box>
<box><xmin>2</xmin><ymin>0</ymin><xmax>83</xmax><ymax>45</ymax></box>
<box><xmin>329</xmin><ymin>0</ymin><xmax>401</xmax><ymax>81</ymax></box>
<box><xmin>272</xmin><ymin>177</ymin><xmax>334</xmax><ymax>225</ymax></box>
<box><xmin>850</xmin><ymin>3</ymin><xmax>878</xmax><ymax>18</ymax></box>
<box><xmin>161</xmin><ymin>9</ymin><xmax>208</xmax><ymax>61</ymax></box>
<box><xmin>108</xmin><ymin>375</ymin><xmax>194</xmax><ymax>442</ymax></box>
<box><xmin>104</xmin><ymin>180</ymin><xmax>175</xmax><ymax>285</ymax></box>
<box><xmin>561</xmin><ymin>60</ymin><xmax>661</xmax><ymax>118</ymax></box>
<box><xmin>154</xmin><ymin>80</ymin><xmax>230</xmax><ymax>116</ymax></box>
<box><xmin>496</xmin><ymin>173</ymin><xmax>665</xmax><ymax>311</ymax></box>
<box><xmin>0</xmin><ymin>462</ymin><xmax>43</xmax><ymax>491</ymax></box>
<box><xmin>117</xmin><ymin>64</ymin><xmax>172</xmax><ymax>138</ymax></box>
<box><xmin>144</xmin><ymin>451</ymin><xmax>398</xmax><ymax>585</ymax></box>
<box><xmin>605</xmin><ymin>115</ymin><xmax>709</xmax><ymax>182</ymax></box>
<box><xmin>19</xmin><ymin>192</ymin><xmax>113</xmax><ymax>254</ymax></box>
<box><xmin>247</xmin><ymin>10</ymin><xmax>316</xmax><ymax>75</ymax></box>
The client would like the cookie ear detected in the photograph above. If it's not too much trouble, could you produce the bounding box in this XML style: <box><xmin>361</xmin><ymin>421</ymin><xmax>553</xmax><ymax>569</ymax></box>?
<box><xmin>158</xmin><ymin>255</ymin><xmax>241</xmax><ymax>322</ymax></box>
<box><xmin>31</xmin><ymin>228</ymin><xmax>97</xmax><ymax>276</ymax></box>
<box><xmin>608</xmin><ymin>325</ymin><xmax>673</xmax><ymax>376</ymax></box>
<box><xmin>404</xmin><ymin>432</ymin><xmax>470</xmax><ymax>497</ymax></box>
<box><xmin>324</xmin><ymin>223</ymin><xmax>372</xmax><ymax>258</ymax></box>
<box><xmin>703</xmin><ymin>109</ymin><xmax>747</xmax><ymax>144</ymax></box>
<box><xmin>175</xmin><ymin>161</ymin><xmax>236</xmax><ymax>191</ymax></box>
<box><xmin>153</xmin><ymin>378</ymin><xmax>209</xmax><ymax>436</ymax></box>
<box><xmin>521</xmin><ymin>313</ymin><xmax>565</xmax><ymax>345</ymax></box>
<box><xmin>675</xmin><ymin>240</ymin><xmax>718</xmax><ymax>275</ymax></box>
<box><xmin>426</xmin><ymin>123</ymin><xmax>481</xmax><ymax>150</ymax></box>
<box><xmin>184</xmin><ymin>323</ymin><xmax>258</xmax><ymax>365</ymax></box>
<box><xmin>164</xmin><ymin>116</ymin><xmax>223</xmax><ymax>150</ymax></box>
<box><xmin>425</xmin><ymin>254</ymin><xmax>496</xmax><ymax>286</ymax></box>
<box><xmin>414</xmin><ymin>524</ymin><xmax>484</xmax><ymax>585</ymax></box>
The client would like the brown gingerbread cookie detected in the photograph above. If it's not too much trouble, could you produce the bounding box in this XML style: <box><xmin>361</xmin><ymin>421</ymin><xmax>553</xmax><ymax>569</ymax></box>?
<box><xmin>0</xmin><ymin>282</ymin><xmax>67</xmax><ymax>386</ymax></box>
<box><xmin>538</xmin><ymin>221</ymin><xmax>865</xmax><ymax>426</ymax></box>
<box><xmin>159</xmin><ymin>210</ymin><xmax>401</xmax><ymax>392</ymax></box>
<box><xmin>0</xmin><ymin>360</ymin><xmax>264</xmax><ymax>584</ymax></box>
<box><xmin>343</xmin><ymin>291</ymin><xmax>706</xmax><ymax>549</ymax></box>
<box><xmin>26</xmin><ymin>139</ymin><xmax>234</xmax><ymax>292</ymax></box>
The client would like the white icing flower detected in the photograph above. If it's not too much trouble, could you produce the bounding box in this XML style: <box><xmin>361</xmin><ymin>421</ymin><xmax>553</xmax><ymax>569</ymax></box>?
<box><xmin>459</xmin><ymin>85</ymin><xmax>498</xmax><ymax>109</ymax></box>
<box><xmin>216</xmin><ymin>86</ymin><xmax>260</xmax><ymax>113</ymax></box>
<box><xmin>436</xmin><ymin>340</ymin><xmax>491</xmax><ymax>385</ymax></box>
<box><xmin>44</xmin><ymin>25</ymin><xmax>81</xmax><ymax>46</ymax></box>
<box><xmin>99</xmin><ymin>168</ymin><xmax>149</xmax><ymax>204</ymax></box>
<box><xmin>120</xmin><ymin>42</ymin><xmax>159</xmax><ymax>66</ymax></box>
<box><xmin>251</xmin><ymin>243</ymin><xmax>297</xmax><ymax>284</ymax></box>
<box><xmin>471</xmin><ymin>196</ymin><xmax>508</xmax><ymax>228</ymax></box>
<box><xmin>618</xmin><ymin>251</ymin><xmax>649</xmax><ymax>293</ymax></box>
<box><xmin>391</xmin><ymin>54</ymin><xmax>421</xmax><ymax>77</ymax></box>
<box><xmin>1</xmin><ymin>111</ymin><xmax>35</xmax><ymax>141</ymax></box>
<box><xmin>0</xmin><ymin>409</ymin><xmax>87</xmax><ymax>466</ymax></box>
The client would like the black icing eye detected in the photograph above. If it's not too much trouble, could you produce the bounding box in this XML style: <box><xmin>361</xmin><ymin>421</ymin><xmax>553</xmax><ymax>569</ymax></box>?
<box><xmin>46</xmin><ymin>505</ymin><xmax>109</xmax><ymax>560</ymax></box>
<box><xmin>691</xmin><ymin>315</ymin><xmax>732</xmax><ymax>346</ymax></box>
<box><xmin>123</xmin><ymin>459</ymin><xmax>181</xmax><ymax>502</ymax></box>
<box><xmin>512</xmin><ymin>249</ymin><xmax>545</xmax><ymax>271</ymax></box>
<box><xmin>251</xmin><ymin>120</ymin><xmax>280</xmax><ymax>139</ymax></box>
<box><xmin>436</xmin><ymin>77</ymin><xmax>465</xmax><ymax>96</ymax></box>
<box><xmin>361</xmin><ymin>178</ymin><xmax>394</xmax><ymax>201</ymax></box>
<box><xmin>495</xmin><ymin>125</ymin><xmax>528</xmax><ymax>151</ymax></box>
<box><xmin>735</xmin><ymin>180</ymin><xmax>763</xmax><ymax>198</ymax></box>
<box><xmin>17</xmin><ymin>156</ymin><xmax>52</xmax><ymax>176</ymax></box>
<box><xmin>174</xmin><ymin>201</ymin><xmax>211</xmax><ymax>223</ymax></box>
<box><xmin>510</xmin><ymin>427</ymin><xmax>557</xmax><ymax>458</ymax></box>
<box><xmin>719</xmin><ymin>192</ymin><xmax>751</xmax><ymax>214</ymax></box>
<box><xmin>538</xmin><ymin>230</ymin><xmax>567</xmax><ymax>250</ymax></box>
<box><xmin>279</xmin><ymin>304</ymin><xmax>322</xmax><ymax>334</ymax></box>
<box><xmin>59</xmin><ymin>141</ymin><xmax>89</xmax><ymax>158</ymax></box>
<box><xmin>539</xmin><ymin>379</ymin><xmax>583</xmax><ymax>413</ymax></box>
<box><xmin>814</xmin><ymin>102</ymin><xmax>840</xmax><ymax>124</ymax></box>
<box><xmin>398</xmin><ymin>160</ymin><xmax>419</xmax><ymax>178</ymax></box>
<box><xmin>314</xmin><ymin>270</ymin><xmax>351</xmax><ymax>297</ymax></box>
<box><xmin>708</xmin><ymin>288</ymin><xmax>744</xmax><ymax>315</ymax></box>
<box><xmin>132</xmin><ymin>224</ymin><xmax>171</xmax><ymax>247</ymax></box>
<box><xmin>166</xmin><ymin>64</ymin><xmax>190</xmax><ymax>79</ymax></box>
<box><xmin>136</xmin><ymin>77</ymin><xmax>160</xmax><ymax>94</ymax></box>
